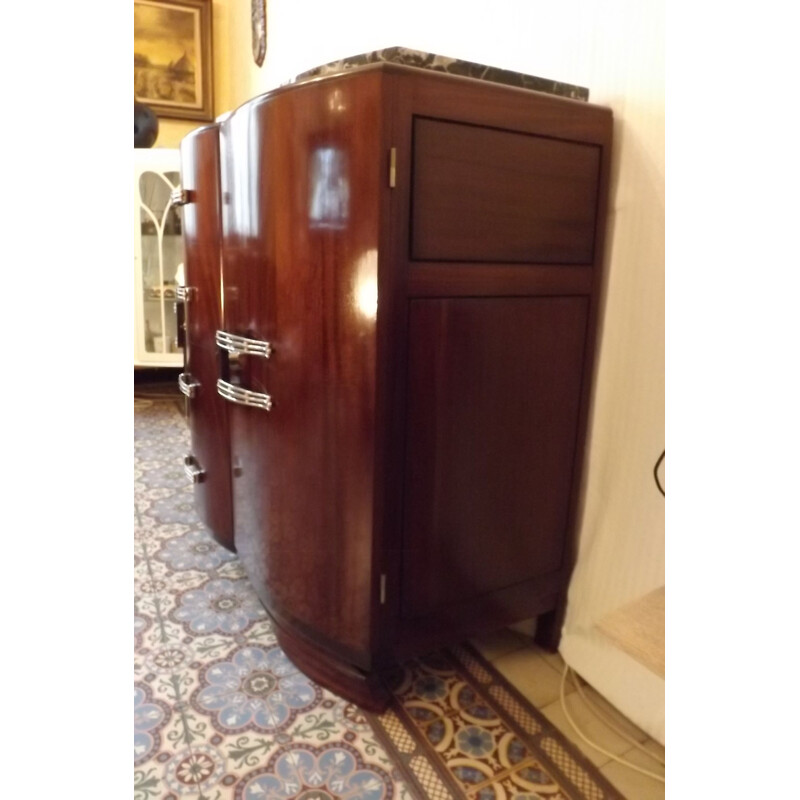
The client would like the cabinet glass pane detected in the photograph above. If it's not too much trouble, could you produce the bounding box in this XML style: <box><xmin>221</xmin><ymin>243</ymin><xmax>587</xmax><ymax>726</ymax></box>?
<box><xmin>139</xmin><ymin>170</ymin><xmax>184</xmax><ymax>354</ymax></box>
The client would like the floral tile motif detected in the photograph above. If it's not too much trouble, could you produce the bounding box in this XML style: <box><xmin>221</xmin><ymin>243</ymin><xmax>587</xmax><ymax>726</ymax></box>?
<box><xmin>148</xmin><ymin>490</ymin><xmax>203</xmax><ymax>526</ymax></box>
<box><xmin>171</xmin><ymin>577</ymin><xmax>267</xmax><ymax>636</ymax></box>
<box><xmin>234</xmin><ymin>743</ymin><xmax>395</xmax><ymax>800</ymax></box>
<box><xmin>156</xmin><ymin>528</ymin><xmax>238</xmax><ymax>572</ymax></box>
<box><xmin>134</xmin><ymin>396</ymin><xmax>623</xmax><ymax>800</ymax></box>
<box><xmin>368</xmin><ymin>649</ymin><xmax>626</xmax><ymax>800</ymax></box>
<box><xmin>164</xmin><ymin>744</ymin><xmax>228</xmax><ymax>797</ymax></box>
<box><xmin>134</xmin><ymin>400</ymin><xmax>412</xmax><ymax>800</ymax></box>
<box><xmin>135</xmin><ymin>683</ymin><xmax>172</xmax><ymax>765</ymax></box>
<box><xmin>194</xmin><ymin>645</ymin><xmax>322</xmax><ymax>734</ymax></box>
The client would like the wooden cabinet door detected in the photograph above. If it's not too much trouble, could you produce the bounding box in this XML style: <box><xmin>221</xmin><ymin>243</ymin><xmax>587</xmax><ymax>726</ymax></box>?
<box><xmin>384</xmin><ymin>70</ymin><xmax>612</xmax><ymax>652</ymax></box>
<box><xmin>219</xmin><ymin>71</ymin><xmax>387</xmax><ymax>670</ymax></box>
<box><xmin>400</xmin><ymin>296</ymin><xmax>589</xmax><ymax>622</ymax></box>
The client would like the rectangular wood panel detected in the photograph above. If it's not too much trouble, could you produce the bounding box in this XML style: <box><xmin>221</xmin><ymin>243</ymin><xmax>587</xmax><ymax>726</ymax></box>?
<box><xmin>411</xmin><ymin>117</ymin><xmax>601</xmax><ymax>264</ymax></box>
<box><xmin>401</xmin><ymin>296</ymin><xmax>589</xmax><ymax>620</ymax></box>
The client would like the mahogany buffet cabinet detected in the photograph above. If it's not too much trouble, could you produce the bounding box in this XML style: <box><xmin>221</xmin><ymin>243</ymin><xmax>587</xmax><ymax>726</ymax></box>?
<box><xmin>175</xmin><ymin>59</ymin><xmax>613</xmax><ymax>711</ymax></box>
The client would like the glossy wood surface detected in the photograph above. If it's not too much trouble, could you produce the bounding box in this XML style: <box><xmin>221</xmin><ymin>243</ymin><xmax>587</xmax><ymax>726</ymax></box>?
<box><xmin>381</xmin><ymin>66</ymin><xmax>613</xmax><ymax>657</ymax></box>
<box><xmin>400</xmin><ymin>296</ymin><xmax>589</xmax><ymax>620</ymax></box>
<box><xmin>411</xmin><ymin>117</ymin><xmax>601</xmax><ymax>263</ymax></box>
<box><xmin>201</xmin><ymin>63</ymin><xmax>614</xmax><ymax>706</ymax></box>
<box><xmin>270</xmin><ymin>606</ymin><xmax>389</xmax><ymax>713</ymax></box>
<box><xmin>406</xmin><ymin>264</ymin><xmax>594</xmax><ymax>297</ymax></box>
<box><xmin>180</xmin><ymin>123</ymin><xmax>234</xmax><ymax>550</ymax></box>
<box><xmin>220</xmin><ymin>71</ymin><xmax>387</xmax><ymax>672</ymax></box>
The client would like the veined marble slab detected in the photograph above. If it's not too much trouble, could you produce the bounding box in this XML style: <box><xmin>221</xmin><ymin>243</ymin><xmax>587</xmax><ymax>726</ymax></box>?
<box><xmin>289</xmin><ymin>46</ymin><xmax>589</xmax><ymax>101</ymax></box>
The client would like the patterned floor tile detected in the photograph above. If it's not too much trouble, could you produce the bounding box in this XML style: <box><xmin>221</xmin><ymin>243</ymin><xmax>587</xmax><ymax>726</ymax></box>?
<box><xmin>134</xmin><ymin>395</ymin><xmax>635</xmax><ymax>800</ymax></box>
<box><xmin>134</xmin><ymin>400</ymin><xmax>413</xmax><ymax>800</ymax></box>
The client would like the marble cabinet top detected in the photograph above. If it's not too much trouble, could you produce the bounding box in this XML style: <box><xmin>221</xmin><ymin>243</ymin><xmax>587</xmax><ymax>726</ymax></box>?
<box><xmin>289</xmin><ymin>46</ymin><xmax>589</xmax><ymax>101</ymax></box>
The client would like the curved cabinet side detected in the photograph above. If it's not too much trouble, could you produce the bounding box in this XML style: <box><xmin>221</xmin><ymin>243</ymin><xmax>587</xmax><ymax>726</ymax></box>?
<box><xmin>180</xmin><ymin>124</ymin><xmax>235</xmax><ymax>551</ymax></box>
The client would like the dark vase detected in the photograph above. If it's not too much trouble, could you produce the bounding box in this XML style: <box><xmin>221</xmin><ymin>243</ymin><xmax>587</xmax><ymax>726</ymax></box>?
<box><xmin>134</xmin><ymin>100</ymin><xmax>159</xmax><ymax>148</ymax></box>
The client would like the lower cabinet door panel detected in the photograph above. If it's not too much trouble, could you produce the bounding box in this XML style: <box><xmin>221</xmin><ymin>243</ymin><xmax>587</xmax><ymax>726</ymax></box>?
<box><xmin>400</xmin><ymin>296</ymin><xmax>590</xmax><ymax>622</ymax></box>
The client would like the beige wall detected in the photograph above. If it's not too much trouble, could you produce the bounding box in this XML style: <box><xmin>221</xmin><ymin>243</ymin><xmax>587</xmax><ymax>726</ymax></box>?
<box><xmin>151</xmin><ymin>0</ymin><xmax>255</xmax><ymax>147</ymax></box>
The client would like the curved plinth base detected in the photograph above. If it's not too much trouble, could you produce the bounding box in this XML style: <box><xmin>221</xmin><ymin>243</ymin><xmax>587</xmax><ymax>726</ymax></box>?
<box><xmin>272</xmin><ymin>619</ymin><xmax>390</xmax><ymax>713</ymax></box>
<box><xmin>193</xmin><ymin>496</ymin><xmax>236</xmax><ymax>553</ymax></box>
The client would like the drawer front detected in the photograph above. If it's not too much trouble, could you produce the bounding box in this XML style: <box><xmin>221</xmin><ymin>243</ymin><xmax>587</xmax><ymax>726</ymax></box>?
<box><xmin>411</xmin><ymin>116</ymin><xmax>601</xmax><ymax>264</ymax></box>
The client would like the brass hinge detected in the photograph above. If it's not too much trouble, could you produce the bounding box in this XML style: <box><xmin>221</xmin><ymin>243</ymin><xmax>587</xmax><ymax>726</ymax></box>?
<box><xmin>380</xmin><ymin>574</ymin><xmax>387</xmax><ymax>604</ymax></box>
<box><xmin>388</xmin><ymin>147</ymin><xmax>397</xmax><ymax>188</ymax></box>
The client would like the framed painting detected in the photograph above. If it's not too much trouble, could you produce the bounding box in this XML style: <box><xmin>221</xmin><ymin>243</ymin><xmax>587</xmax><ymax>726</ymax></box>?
<box><xmin>134</xmin><ymin>0</ymin><xmax>214</xmax><ymax>122</ymax></box>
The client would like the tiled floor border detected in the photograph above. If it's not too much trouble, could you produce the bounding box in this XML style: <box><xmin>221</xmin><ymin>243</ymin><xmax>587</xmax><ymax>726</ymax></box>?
<box><xmin>366</xmin><ymin>645</ymin><xmax>626</xmax><ymax>800</ymax></box>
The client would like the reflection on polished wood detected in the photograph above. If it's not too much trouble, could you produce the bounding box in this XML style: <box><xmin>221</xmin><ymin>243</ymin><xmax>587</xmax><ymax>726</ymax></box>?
<box><xmin>219</xmin><ymin>72</ymin><xmax>384</xmax><ymax>680</ymax></box>
<box><xmin>184</xmin><ymin>62</ymin><xmax>613</xmax><ymax>710</ymax></box>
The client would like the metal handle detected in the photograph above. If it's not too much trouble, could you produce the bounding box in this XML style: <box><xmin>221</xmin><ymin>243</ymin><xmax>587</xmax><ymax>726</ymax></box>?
<box><xmin>183</xmin><ymin>454</ymin><xmax>206</xmax><ymax>483</ymax></box>
<box><xmin>176</xmin><ymin>285</ymin><xmax>197</xmax><ymax>302</ymax></box>
<box><xmin>217</xmin><ymin>378</ymin><xmax>272</xmax><ymax>411</ymax></box>
<box><xmin>171</xmin><ymin>187</ymin><xmax>191</xmax><ymax>206</ymax></box>
<box><xmin>216</xmin><ymin>330</ymin><xmax>272</xmax><ymax>358</ymax></box>
<box><xmin>178</xmin><ymin>373</ymin><xmax>200</xmax><ymax>398</ymax></box>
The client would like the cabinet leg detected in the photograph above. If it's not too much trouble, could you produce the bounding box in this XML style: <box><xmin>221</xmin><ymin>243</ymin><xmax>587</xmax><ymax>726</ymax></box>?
<box><xmin>533</xmin><ymin>604</ymin><xmax>564</xmax><ymax>652</ymax></box>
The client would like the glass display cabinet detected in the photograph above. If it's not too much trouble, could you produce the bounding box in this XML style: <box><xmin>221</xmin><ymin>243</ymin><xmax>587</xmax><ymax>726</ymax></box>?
<box><xmin>134</xmin><ymin>148</ymin><xmax>185</xmax><ymax>367</ymax></box>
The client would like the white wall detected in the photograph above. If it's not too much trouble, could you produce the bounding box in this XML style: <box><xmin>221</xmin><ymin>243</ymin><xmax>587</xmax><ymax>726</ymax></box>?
<box><xmin>554</xmin><ymin>0</ymin><xmax>665</xmax><ymax>744</ymax></box>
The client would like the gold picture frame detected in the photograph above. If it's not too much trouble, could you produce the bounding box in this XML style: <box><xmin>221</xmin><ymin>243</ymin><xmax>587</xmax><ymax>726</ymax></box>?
<box><xmin>134</xmin><ymin>0</ymin><xmax>214</xmax><ymax>122</ymax></box>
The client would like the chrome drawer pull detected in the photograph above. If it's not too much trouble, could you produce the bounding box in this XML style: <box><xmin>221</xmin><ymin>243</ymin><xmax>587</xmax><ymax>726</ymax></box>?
<box><xmin>217</xmin><ymin>378</ymin><xmax>272</xmax><ymax>411</ymax></box>
<box><xmin>176</xmin><ymin>285</ymin><xmax>197</xmax><ymax>302</ymax></box>
<box><xmin>178</xmin><ymin>373</ymin><xmax>200</xmax><ymax>398</ymax></box>
<box><xmin>216</xmin><ymin>330</ymin><xmax>272</xmax><ymax>358</ymax></box>
<box><xmin>183</xmin><ymin>454</ymin><xmax>206</xmax><ymax>483</ymax></box>
<box><xmin>170</xmin><ymin>187</ymin><xmax>191</xmax><ymax>206</ymax></box>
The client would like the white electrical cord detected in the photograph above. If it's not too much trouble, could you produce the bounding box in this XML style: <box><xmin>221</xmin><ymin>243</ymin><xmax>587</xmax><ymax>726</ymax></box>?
<box><xmin>570</xmin><ymin>670</ymin><xmax>665</xmax><ymax>766</ymax></box>
<box><xmin>559</xmin><ymin>665</ymin><xmax>666</xmax><ymax>784</ymax></box>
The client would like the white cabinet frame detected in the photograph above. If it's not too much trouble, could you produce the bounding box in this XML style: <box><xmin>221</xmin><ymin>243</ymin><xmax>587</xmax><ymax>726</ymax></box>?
<box><xmin>134</xmin><ymin>148</ymin><xmax>184</xmax><ymax>367</ymax></box>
